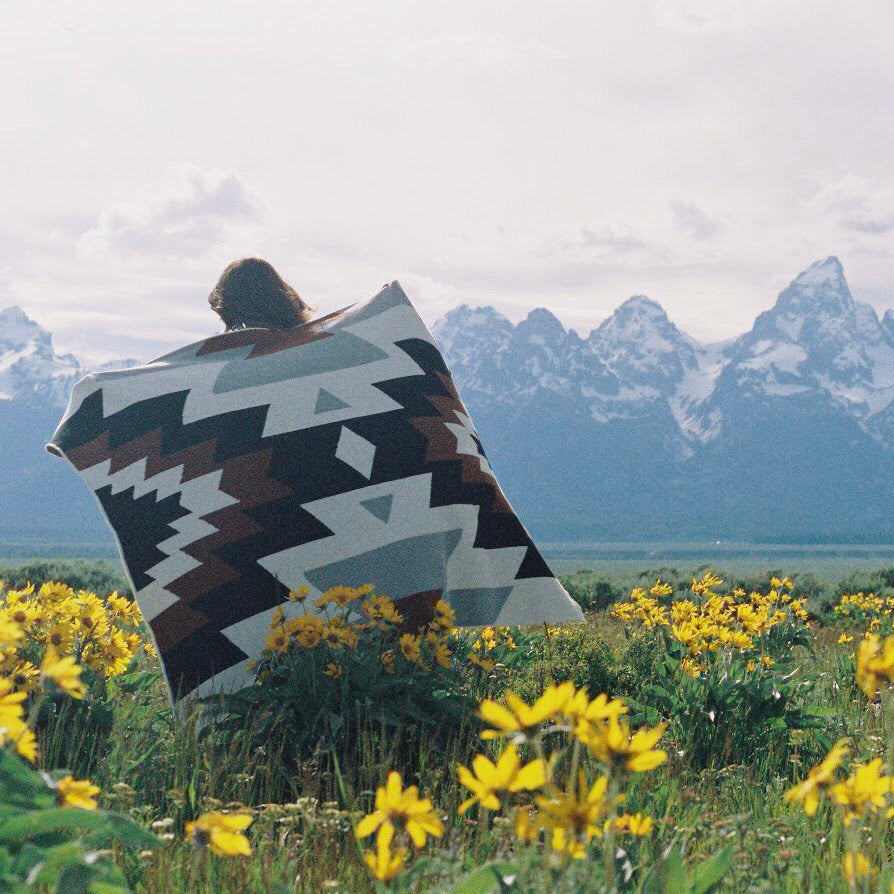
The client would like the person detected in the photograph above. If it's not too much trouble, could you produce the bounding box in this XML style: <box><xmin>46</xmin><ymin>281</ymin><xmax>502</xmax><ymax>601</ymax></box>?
<box><xmin>48</xmin><ymin>264</ymin><xmax>584</xmax><ymax>709</ymax></box>
<box><xmin>208</xmin><ymin>258</ymin><xmax>313</xmax><ymax>331</ymax></box>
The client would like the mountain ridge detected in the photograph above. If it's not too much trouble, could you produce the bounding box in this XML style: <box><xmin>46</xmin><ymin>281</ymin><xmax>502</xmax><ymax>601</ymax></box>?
<box><xmin>431</xmin><ymin>257</ymin><xmax>894</xmax><ymax>541</ymax></box>
<box><xmin>4</xmin><ymin>256</ymin><xmax>894</xmax><ymax>543</ymax></box>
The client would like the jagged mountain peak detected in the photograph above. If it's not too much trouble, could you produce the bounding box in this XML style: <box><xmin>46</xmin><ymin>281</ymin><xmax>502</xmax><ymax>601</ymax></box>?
<box><xmin>793</xmin><ymin>255</ymin><xmax>846</xmax><ymax>288</ymax></box>
<box><xmin>590</xmin><ymin>294</ymin><xmax>682</xmax><ymax>344</ymax></box>
<box><xmin>435</xmin><ymin>303</ymin><xmax>511</xmax><ymax>329</ymax></box>
<box><xmin>0</xmin><ymin>305</ymin><xmax>53</xmax><ymax>352</ymax></box>
<box><xmin>0</xmin><ymin>305</ymin><xmax>82</xmax><ymax>405</ymax></box>
<box><xmin>516</xmin><ymin>307</ymin><xmax>566</xmax><ymax>347</ymax></box>
<box><xmin>521</xmin><ymin>307</ymin><xmax>564</xmax><ymax>329</ymax></box>
<box><xmin>614</xmin><ymin>294</ymin><xmax>669</xmax><ymax>321</ymax></box>
<box><xmin>587</xmin><ymin>293</ymin><xmax>700</xmax><ymax>390</ymax></box>
<box><xmin>430</xmin><ymin>303</ymin><xmax>514</xmax><ymax>360</ymax></box>
<box><xmin>723</xmin><ymin>257</ymin><xmax>894</xmax><ymax>399</ymax></box>
<box><xmin>770</xmin><ymin>256</ymin><xmax>854</xmax><ymax>324</ymax></box>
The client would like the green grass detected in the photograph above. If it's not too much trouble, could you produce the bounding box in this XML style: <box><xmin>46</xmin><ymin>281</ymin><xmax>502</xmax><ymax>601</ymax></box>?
<box><xmin>11</xmin><ymin>564</ymin><xmax>894</xmax><ymax>892</ymax></box>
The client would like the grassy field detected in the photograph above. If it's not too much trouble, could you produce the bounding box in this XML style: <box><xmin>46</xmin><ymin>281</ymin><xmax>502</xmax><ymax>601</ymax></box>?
<box><xmin>1</xmin><ymin>561</ymin><xmax>894</xmax><ymax>891</ymax></box>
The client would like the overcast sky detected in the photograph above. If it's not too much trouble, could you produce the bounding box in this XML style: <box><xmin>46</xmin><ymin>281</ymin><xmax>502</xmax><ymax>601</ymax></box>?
<box><xmin>3</xmin><ymin>0</ymin><xmax>893</xmax><ymax>364</ymax></box>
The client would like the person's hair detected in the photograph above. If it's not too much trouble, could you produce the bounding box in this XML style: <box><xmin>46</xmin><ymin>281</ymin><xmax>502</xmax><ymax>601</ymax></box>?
<box><xmin>208</xmin><ymin>258</ymin><xmax>312</xmax><ymax>330</ymax></box>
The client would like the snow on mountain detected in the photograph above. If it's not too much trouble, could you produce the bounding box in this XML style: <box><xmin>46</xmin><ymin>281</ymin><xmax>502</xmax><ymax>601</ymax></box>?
<box><xmin>0</xmin><ymin>306</ymin><xmax>83</xmax><ymax>406</ymax></box>
<box><xmin>434</xmin><ymin>291</ymin><xmax>724</xmax><ymax>436</ymax></box>
<box><xmin>435</xmin><ymin>257</ymin><xmax>894</xmax><ymax>448</ymax></box>
<box><xmin>0</xmin><ymin>306</ymin><xmax>140</xmax><ymax>407</ymax></box>
<box><xmin>5</xmin><ymin>259</ymin><xmax>894</xmax><ymax>543</ymax></box>
<box><xmin>717</xmin><ymin>258</ymin><xmax>894</xmax><ymax>439</ymax></box>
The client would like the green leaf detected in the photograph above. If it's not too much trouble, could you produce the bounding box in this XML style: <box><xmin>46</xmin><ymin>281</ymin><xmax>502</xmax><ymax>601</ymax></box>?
<box><xmin>0</xmin><ymin>751</ymin><xmax>54</xmax><ymax>812</ymax></box>
<box><xmin>83</xmin><ymin>812</ymin><xmax>159</xmax><ymax>850</ymax></box>
<box><xmin>11</xmin><ymin>841</ymin><xmax>45</xmax><ymax>878</ymax></box>
<box><xmin>690</xmin><ymin>846</ymin><xmax>734</xmax><ymax>894</ymax></box>
<box><xmin>661</xmin><ymin>847</ymin><xmax>688</xmax><ymax>894</ymax></box>
<box><xmin>446</xmin><ymin>862</ymin><xmax>518</xmax><ymax>894</ymax></box>
<box><xmin>646</xmin><ymin>684</ymin><xmax>673</xmax><ymax>702</ymax></box>
<box><xmin>53</xmin><ymin>860</ymin><xmax>97</xmax><ymax>894</ymax></box>
<box><xmin>0</xmin><ymin>808</ymin><xmax>112</xmax><ymax>844</ymax></box>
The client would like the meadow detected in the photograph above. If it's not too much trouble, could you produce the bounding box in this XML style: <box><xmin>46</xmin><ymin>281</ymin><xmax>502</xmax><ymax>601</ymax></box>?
<box><xmin>1</xmin><ymin>557</ymin><xmax>894</xmax><ymax>892</ymax></box>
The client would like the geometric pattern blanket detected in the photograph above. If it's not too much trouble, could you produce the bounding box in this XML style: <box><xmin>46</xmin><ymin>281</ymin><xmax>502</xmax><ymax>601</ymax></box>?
<box><xmin>47</xmin><ymin>282</ymin><xmax>583</xmax><ymax>708</ymax></box>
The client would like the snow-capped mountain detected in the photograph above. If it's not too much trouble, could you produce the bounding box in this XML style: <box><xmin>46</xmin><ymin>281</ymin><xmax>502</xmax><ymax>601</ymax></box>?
<box><xmin>0</xmin><ymin>306</ymin><xmax>138</xmax><ymax>547</ymax></box>
<box><xmin>702</xmin><ymin>258</ymin><xmax>894</xmax><ymax>437</ymax></box>
<box><xmin>0</xmin><ymin>306</ymin><xmax>83</xmax><ymax>407</ymax></box>
<box><xmin>0</xmin><ymin>306</ymin><xmax>140</xmax><ymax>408</ymax></box>
<box><xmin>3</xmin><ymin>257</ymin><xmax>894</xmax><ymax>545</ymax></box>
<box><xmin>433</xmin><ymin>258</ymin><xmax>894</xmax><ymax>541</ymax></box>
<box><xmin>435</xmin><ymin>258</ymin><xmax>894</xmax><ymax>449</ymax></box>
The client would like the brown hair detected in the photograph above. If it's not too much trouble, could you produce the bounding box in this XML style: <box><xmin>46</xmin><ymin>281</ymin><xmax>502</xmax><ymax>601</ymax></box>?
<box><xmin>208</xmin><ymin>258</ymin><xmax>312</xmax><ymax>330</ymax></box>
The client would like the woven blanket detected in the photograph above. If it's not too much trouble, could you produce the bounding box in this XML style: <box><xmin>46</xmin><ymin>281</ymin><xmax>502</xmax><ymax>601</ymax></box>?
<box><xmin>48</xmin><ymin>283</ymin><xmax>583</xmax><ymax>707</ymax></box>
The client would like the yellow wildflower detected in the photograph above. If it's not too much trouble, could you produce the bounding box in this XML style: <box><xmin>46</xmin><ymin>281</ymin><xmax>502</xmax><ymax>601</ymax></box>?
<box><xmin>98</xmin><ymin>629</ymin><xmax>136</xmax><ymax>675</ymax></box>
<box><xmin>611</xmin><ymin>813</ymin><xmax>654</xmax><ymax>837</ymax></box>
<box><xmin>457</xmin><ymin>744</ymin><xmax>547</xmax><ymax>813</ymax></box>
<box><xmin>321</xmin><ymin>621</ymin><xmax>353</xmax><ymax>650</ymax></box>
<box><xmin>42</xmin><ymin>621</ymin><xmax>75</xmax><ymax>654</ymax></box>
<box><xmin>9</xmin><ymin>661</ymin><xmax>39</xmax><ymax>694</ymax></box>
<box><xmin>355</xmin><ymin>771</ymin><xmax>445</xmax><ymax>848</ymax></box>
<box><xmin>319</xmin><ymin>622</ymin><xmax>358</xmax><ymax>650</ymax></box>
<box><xmin>578</xmin><ymin>715</ymin><xmax>667</xmax><ymax>773</ymax></box>
<box><xmin>468</xmin><ymin>652</ymin><xmax>496</xmax><ymax>672</ymax></box>
<box><xmin>515</xmin><ymin>806</ymin><xmax>544</xmax><ymax>842</ymax></box>
<box><xmin>323</xmin><ymin>662</ymin><xmax>343</xmax><ymax>678</ymax></box>
<box><xmin>362</xmin><ymin>595</ymin><xmax>403</xmax><ymax>628</ymax></box>
<box><xmin>313</xmin><ymin>583</ymin><xmax>373</xmax><ymax>609</ymax></box>
<box><xmin>479</xmin><ymin>682</ymin><xmax>574</xmax><ymax>742</ymax></box>
<box><xmin>562</xmin><ymin>689</ymin><xmax>627</xmax><ymax>729</ymax></box>
<box><xmin>40</xmin><ymin>646</ymin><xmax>87</xmax><ymax>699</ymax></box>
<box><xmin>57</xmin><ymin>776</ymin><xmax>100</xmax><ymax>810</ymax></box>
<box><xmin>681</xmin><ymin>658</ymin><xmax>703</xmax><ymax>678</ymax></box>
<box><xmin>364</xmin><ymin>823</ymin><xmax>407</xmax><ymax>882</ymax></box>
<box><xmin>105</xmin><ymin>593</ymin><xmax>136</xmax><ymax>620</ymax></box>
<box><xmin>264</xmin><ymin>627</ymin><xmax>289</xmax><ymax>654</ymax></box>
<box><xmin>185</xmin><ymin>812</ymin><xmax>253</xmax><ymax>856</ymax></box>
<box><xmin>783</xmin><ymin>738</ymin><xmax>849</xmax><ymax>816</ymax></box>
<box><xmin>286</xmin><ymin>616</ymin><xmax>323</xmax><ymax>648</ymax></box>
<box><xmin>831</xmin><ymin>758</ymin><xmax>893</xmax><ymax>823</ymax></box>
<box><xmin>6</xmin><ymin>601</ymin><xmax>41</xmax><ymax>629</ymax></box>
<box><xmin>432</xmin><ymin>599</ymin><xmax>456</xmax><ymax>631</ymax></box>
<box><xmin>856</xmin><ymin>633</ymin><xmax>894</xmax><ymax>698</ymax></box>
<box><xmin>12</xmin><ymin>727</ymin><xmax>38</xmax><ymax>762</ymax></box>
<box><xmin>76</xmin><ymin>596</ymin><xmax>110</xmax><ymax>639</ymax></box>
<box><xmin>843</xmin><ymin>852</ymin><xmax>874</xmax><ymax>884</ymax></box>
<box><xmin>432</xmin><ymin>638</ymin><xmax>452</xmax><ymax>669</ymax></box>
<box><xmin>0</xmin><ymin>679</ymin><xmax>27</xmax><ymax>725</ymax></box>
<box><xmin>36</xmin><ymin>581</ymin><xmax>72</xmax><ymax>606</ymax></box>
<box><xmin>536</xmin><ymin>771</ymin><xmax>617</xmax><ymax>858</ymax></box>
<box><xmin>399</xmin><ymin>633</ymin><xmax>423</xmax><ymax>666</ymax></box>
<box><xmin>670</xmin><ymin>600</ymin><xmax>696</xmax><ymax>624</ymax></box>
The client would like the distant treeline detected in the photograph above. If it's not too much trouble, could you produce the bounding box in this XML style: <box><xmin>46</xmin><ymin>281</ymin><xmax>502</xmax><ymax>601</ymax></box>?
<box><xmin>3</xmin><ymin>558</ymin><xmax>894</xmax><ymax>621</ymax></box>
<box><xmin>0</xmin><ymin>558</ymin><xmax>130</xmax><ymax>596</ymax></box>
<box><xmin>560</xmin><ymin>564</ymin><xmax>894</xmax><ymax>620</ymax></box>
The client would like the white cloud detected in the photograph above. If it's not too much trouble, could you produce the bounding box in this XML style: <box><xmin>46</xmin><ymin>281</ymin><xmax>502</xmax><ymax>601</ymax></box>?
<box><xmin>2</xmin><ymin>0</ymin><xmax>894</xmax><ymax>361</ymax></box>
<box><xmin>77</xmin><ymin>166</ymin><xmax>264</xmax><ymax>262</ymax></box>
<box><xmin>811</xmin><ymin>175</ymin><xmax>894</xmax><ymax>236</ymax></box>
<box><xmin>670</xmin><ymin>200</ymin><xmax>719</xmax><ymax>239</ymax></box>
<box><xmin>654</xmin><ymin>0</ymin><xmax>750</xmax><ymax>32</ymax></box>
